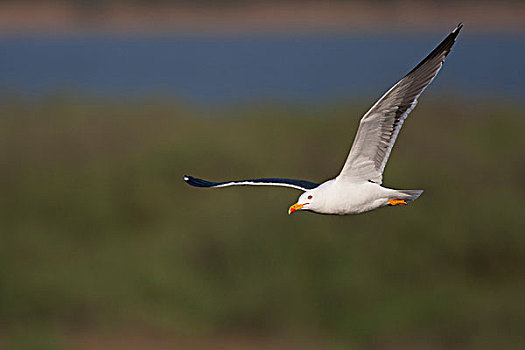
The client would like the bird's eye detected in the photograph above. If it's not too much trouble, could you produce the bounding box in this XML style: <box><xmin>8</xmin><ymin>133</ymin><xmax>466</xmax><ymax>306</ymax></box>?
<box><xmin>308</xmin><ymin>195</ymin><xmax>313</xmax><ymax>200</ymax></box>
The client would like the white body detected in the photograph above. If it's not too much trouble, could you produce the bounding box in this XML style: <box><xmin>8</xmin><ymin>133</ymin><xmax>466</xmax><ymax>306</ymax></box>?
<box><xmin>297</xmin><ymin>179</ymin><xmax>411</xmax><ymax>215</ymax></box>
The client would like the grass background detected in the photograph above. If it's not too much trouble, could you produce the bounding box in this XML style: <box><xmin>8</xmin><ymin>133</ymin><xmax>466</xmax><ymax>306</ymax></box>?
<box><xmin>1</xmin><ymin>95</ymin><xmax>524</xmax><ymax>349</ymax></box>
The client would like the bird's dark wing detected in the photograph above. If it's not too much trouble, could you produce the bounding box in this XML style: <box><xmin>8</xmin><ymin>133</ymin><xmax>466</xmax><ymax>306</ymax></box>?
<box><xmin>184</xmin><ymin>175</ymin><xmax>319</xmax><ymax>191</ymax></box>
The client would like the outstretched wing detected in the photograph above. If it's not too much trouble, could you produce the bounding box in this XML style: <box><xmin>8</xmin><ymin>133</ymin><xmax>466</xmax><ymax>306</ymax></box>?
<box><xmin>338</xmin><ymin>23</ymin><xmax>463</xmax><ymax>184</ymax></box>
<box><xmin>184</xmin><ymin>175</ymin><xmax>319</xmax><ymax>191</ymax></box>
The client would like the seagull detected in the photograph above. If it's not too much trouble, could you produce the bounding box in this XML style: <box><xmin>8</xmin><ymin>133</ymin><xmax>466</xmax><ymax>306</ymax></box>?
<box><xmin>184</xmin><ymin>24</ymin><xmax>463</xmax><ymax>215</ymax></box>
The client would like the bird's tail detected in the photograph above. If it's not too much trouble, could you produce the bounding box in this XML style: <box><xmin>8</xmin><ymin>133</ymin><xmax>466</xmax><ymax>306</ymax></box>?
<box><xmin>396</xmin><ymin>189</ymin><xmax>424</xmax><ymax>202</ymax></box>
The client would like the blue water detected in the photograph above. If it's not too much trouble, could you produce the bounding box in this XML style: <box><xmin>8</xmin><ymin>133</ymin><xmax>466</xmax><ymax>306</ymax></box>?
<box><xmin>0</xmin><ymin>33</ymin><xmax>523</xmax><ymax>104</ymax></box>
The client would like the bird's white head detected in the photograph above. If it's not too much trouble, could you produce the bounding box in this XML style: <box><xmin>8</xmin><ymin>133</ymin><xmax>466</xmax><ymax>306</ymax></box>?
<box><xmin>288</xmin><ymin>191</ymin><xmax>316</xmax><ymax>215</ymax></box>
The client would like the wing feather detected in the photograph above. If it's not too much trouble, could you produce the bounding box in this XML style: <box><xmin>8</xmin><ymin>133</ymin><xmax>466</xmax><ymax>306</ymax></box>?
<box><xmin>184</xmin><ymin>175</ymin><xmax>319</xmax><ymax>191</ymax></box>
<box><xmin>338</xmin><ymin>23</ymin><xmax>462</xmax><ymax>184</ymax></box>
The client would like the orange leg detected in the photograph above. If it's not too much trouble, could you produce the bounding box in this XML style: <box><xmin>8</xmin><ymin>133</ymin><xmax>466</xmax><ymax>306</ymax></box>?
<box><xmin>388</xmin><ymin>199</ymin><xmax>407</xmax><ymax>206</ymax></box>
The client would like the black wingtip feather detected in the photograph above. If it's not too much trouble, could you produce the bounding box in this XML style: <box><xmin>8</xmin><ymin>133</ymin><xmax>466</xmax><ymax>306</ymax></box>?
<box><xmin>184</xmin><ymin>175</ymin><xmax>219</xmax><ymax>188</ymax></box>
<box><xmin>405</xmin><ymin>23</ymin><xmax>463</xmax><ymax>77</ymax></box>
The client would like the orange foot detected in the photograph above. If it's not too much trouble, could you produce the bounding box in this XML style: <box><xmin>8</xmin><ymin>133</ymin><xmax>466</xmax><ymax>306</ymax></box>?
<box><xmin>388</xmin><ymin>199</ymin><xmax>407</xmax><ymax>206</ymax></box>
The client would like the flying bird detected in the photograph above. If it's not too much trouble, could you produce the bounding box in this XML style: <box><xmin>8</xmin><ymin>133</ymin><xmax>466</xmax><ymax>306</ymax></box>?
<box><xmin>184</xmin><ymin>24</ymin><xmax>463</xmax><ymax>215</ymax></box>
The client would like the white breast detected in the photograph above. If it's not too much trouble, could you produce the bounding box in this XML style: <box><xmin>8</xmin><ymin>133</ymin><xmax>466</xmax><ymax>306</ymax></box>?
<box><xmin>312</xmin><ymin>180</ymin><xmax>395</xmax><ymax>215</ymax></box>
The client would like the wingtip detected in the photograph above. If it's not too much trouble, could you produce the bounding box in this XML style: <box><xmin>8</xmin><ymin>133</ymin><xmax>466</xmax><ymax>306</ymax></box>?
<box><xmin>453</xmin><ymin>22</ymin><xmax>464</xmax><ymax>34</ymax></box>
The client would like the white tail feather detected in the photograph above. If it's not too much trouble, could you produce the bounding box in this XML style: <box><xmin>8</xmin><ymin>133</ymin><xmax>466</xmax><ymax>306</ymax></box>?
<box><xmin>397</xmin><ymin>189</ymin><xmax>424</xmax><ymax>202</ymax></box>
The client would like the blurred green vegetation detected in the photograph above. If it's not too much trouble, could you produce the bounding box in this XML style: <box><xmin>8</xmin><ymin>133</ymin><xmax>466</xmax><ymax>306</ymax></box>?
<box><xmin>0</xmin><ymin>96</ymin><xmax>524</xmax><ymax>349</ymax></box>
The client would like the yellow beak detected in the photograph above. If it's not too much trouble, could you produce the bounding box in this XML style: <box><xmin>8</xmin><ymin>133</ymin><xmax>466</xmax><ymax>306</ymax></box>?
<box><xmin>288</xmin><ymin>203</ymin><xmax>305</xmax><ymax>215</ymax></box>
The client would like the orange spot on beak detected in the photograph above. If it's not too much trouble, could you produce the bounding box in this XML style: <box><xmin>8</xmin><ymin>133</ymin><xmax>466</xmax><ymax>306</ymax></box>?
<box><xmin>288</xmin><ymin>203</ymin><xmax>306</xmax><ymax>215</ymax></box>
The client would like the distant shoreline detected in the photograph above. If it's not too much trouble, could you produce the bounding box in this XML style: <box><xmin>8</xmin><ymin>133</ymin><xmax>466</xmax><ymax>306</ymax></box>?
<box><xmin>0</xmin><ymin>1</ymin><xmax>524</xmax><ymax>36</ymax></box>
